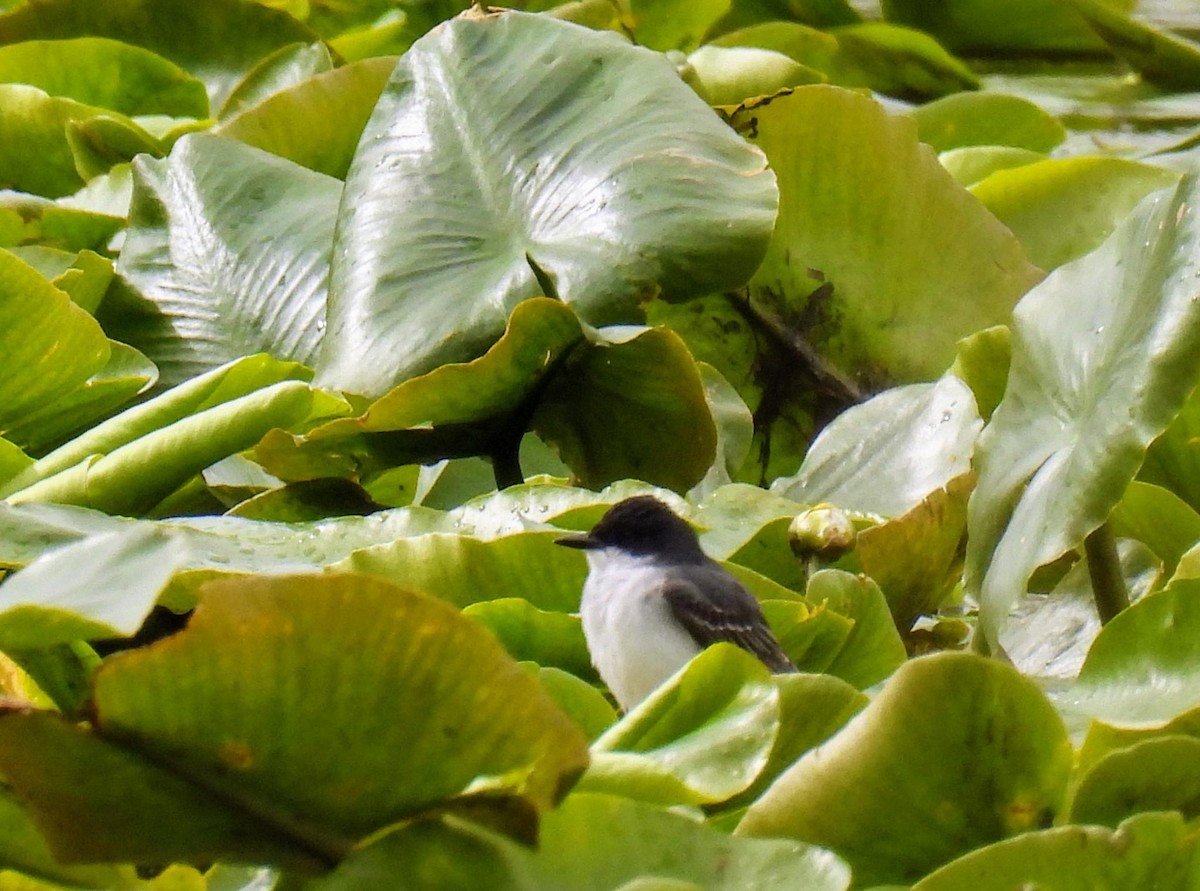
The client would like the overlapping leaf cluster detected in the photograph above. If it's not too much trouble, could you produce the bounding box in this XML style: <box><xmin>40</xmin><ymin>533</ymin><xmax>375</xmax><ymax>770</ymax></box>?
<box><xmin>4</xmin><ymin>0</ymin><xmax>1200</xmax><ymax>888</ymax></box>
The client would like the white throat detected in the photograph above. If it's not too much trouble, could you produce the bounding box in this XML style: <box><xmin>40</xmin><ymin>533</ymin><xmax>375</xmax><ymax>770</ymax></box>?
<box><xmin>579</xmin><ymin>548</ymin><xmax>702</xmax><ymax>711</ymax></box>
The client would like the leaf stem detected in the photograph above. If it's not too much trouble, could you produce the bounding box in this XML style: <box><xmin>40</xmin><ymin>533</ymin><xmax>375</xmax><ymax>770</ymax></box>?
<box><xmin>1084</xmin><ymin>522</ymin><xmax>1129</xmax><ymax>624</ymax></box>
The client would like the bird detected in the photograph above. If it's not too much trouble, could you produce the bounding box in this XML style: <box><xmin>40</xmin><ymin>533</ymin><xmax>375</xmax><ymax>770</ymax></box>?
<box><xmin>555</xmin><ymin>495</ymin><xmax>796</xmax><ymax>710</ymax></box>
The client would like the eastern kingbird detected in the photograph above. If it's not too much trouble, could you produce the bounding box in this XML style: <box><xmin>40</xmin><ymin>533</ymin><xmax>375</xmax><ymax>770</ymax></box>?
<box><xmin>556</xmin><ymin>495</ymin><xmax>797</xmax><ymax>710</ymax></box>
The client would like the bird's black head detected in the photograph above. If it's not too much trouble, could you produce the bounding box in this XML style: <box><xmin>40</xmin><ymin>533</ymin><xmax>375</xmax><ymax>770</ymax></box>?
<box><xmin>555</xmin><ymin>495</ymin><xmax>705</xmax><ymax>562</ymax></box>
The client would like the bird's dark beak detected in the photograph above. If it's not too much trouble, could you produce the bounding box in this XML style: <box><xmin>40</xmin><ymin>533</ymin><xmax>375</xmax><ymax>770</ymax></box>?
<box><xmin>555</xmin><ymin>533</ymin><xmax>597</xmax><ymax>549</ymax></box>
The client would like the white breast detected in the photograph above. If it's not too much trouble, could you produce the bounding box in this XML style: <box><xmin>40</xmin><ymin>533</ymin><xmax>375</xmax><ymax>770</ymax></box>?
<box><xmin>579</xmin><ymin>549</ymin><xmax>702</xmax><ymax>711</ymax></box>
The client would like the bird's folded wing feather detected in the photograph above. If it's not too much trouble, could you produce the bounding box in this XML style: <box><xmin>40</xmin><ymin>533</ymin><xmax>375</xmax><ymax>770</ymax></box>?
<box><xmin>662</xmin><ymin>569</ymin><xmax>797</xmax><ymax>674</ymax></box>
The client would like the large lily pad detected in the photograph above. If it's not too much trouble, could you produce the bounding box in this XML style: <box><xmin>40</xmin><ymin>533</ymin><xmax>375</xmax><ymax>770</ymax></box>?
<box><xmin>965</xmin><ymin>176</ymin><xmax>1200</xmax><ymax>645</ymax></box>
<box><xmin>732</xmin><ymin>86</ymin><xmax>1040</xmax><ymax>392</ymax></box>
<box><xmin>737</xmin><ymin>652</ymin><xmax>1072</xmax><ymax>887</ymax></box>
<box><xmin>0</xmin><ymin>574</ymin><xmax>590</xmax><ymax>867</ymax></box>
<box><xmin>111</xmin><ymin>134</ymin><xmax>337</xmax><ymax>386</ymax></box>
<box><xmin>532</xmin><ymin>324</ymin><xmax>717</xmax><ymax>492</ymax></box>
<box><xmin>1064</xmin><ymin>0</ymin><xmax>1200</xmax><ymax>91</ymax></box>
<box><xmin>318</xmin><ymin>9</ymin><xmax>777</xmax><ymax>396</ymax></box>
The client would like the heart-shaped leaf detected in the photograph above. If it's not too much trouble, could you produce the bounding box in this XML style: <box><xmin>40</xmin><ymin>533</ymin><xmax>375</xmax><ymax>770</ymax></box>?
<box><xmin>319</xmin><ymin>9</ymin><xmax>777</xmax><ymax>395</ymax></box>
<box><xmin>965</xmin><ymin>176</ymin><xmax>1200</xmax><ymax>645</ymax></box>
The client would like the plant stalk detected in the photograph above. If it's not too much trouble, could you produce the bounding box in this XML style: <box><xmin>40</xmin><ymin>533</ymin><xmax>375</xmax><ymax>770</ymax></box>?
<box><xmin>1084</xmin><ymin>522</ymin><xmax>1129</xmax><ymax>624</ymax></box>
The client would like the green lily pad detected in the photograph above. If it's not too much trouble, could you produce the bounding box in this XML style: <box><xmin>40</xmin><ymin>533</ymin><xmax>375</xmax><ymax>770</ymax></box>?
<box><xmin>1064</xmin><ymin>0</ymin><xmax>1200</xmax><ymax>91</ymax></box>
<box><xmin>110</xmin><ymin>134</ymin><xmax>337</xmax><ymax>386</ymax></box>
<box><xmin>773</xmin><ymin>376</ymin><xmax>981</xmax><ymax>519</ymax></box>
<box><xmin>949</xmin><ymin>324</ymin><xmax>1010</xmax><ymax>420</ymax></box>
<box><xmin>1142</xmin><ymin>382</ymin><xmax>1200</xmax><ymax>513</ymax></box>
<box><xmin>912</xmin><ymin>811</ymin><xmax>1200</xmax><ymax>891</ymax></box>
<box><xmin>0</xmin><ymin>575</ymin><xmax>590</xmax><ymax>868</ymax></box>
<box><xmin>738</xmin><ymin>652</ymin><xmax>1072</xmax><ymax>887</ymax></box>
<box><xmin>0</xmin><ymin>785</ymin><xmax>137</xmax><ymax>890</ymax></box>
<box><xmin>825</xmin><ymin>22</ymin><xmax>978</xmax><ymax>100</ymax></box>
<box><xmin>586</xmin><ymin>645</ymin><xmax>779</xmax><ymax>805</ymax></box>
<box><xmin>708</xmin><ymin>0</ymin><xmax>861</xmax><ymax>33</ymax></box>
<box><xmin>218</xmin><ymin>40</ymin><xmax>334</xmax><ymax>119</ymax></box>
<box><xmin>533</xmin><ymin>666</ymin><xmax>616</xmax><ymax>741</ymax></box>
<box><xmin>66</xmin><ymin>113</ymin><xmax>170</xmax><ymax>182</ymax></box>
<box><xmin>1070</xmin><ymin>735</ymin><xmax>1200</xmax><ymax>826</ymax></box>
<box><xmin>319</xmin><ymin>9</ymin><xmax>777</xmax><ymax>396</ymax></box>
<box><xmin>965</xmin><ymin>176</ymin><xmax>1200</xmax><ymax>645</ymax></box>
<box><xmin>464</xmin><ymin>598</ymin><xmax>593</xmax><ymax>680</ymax></box>
<box><xmin>0</xmin><ymin>525</ymin><xmax>190</xmax><ymax>649</ymax></box>
<box><xmin>881</xmin><ymin>0</ymin><xmax>1131</xmax><ymax>54</ymax></box>
<box><xmin>0</xmin><ymin>194</ymin><xmax>124</xmax><ymax>252</ymax></box>
<box><xmin>854</xmin><ymin>474</ymin><xmax>973</xmax><ymax>629</ymax></box>
<box><xmin>4</xmin><ymin>340</ymin><xmax>158</xmax><ymax>457</ymax></box>
<box><xmin>0</xmin><ymin>708</ymin><xmax>321</xmax><ymax>869</ymax></box>
<box><xmin>0</xmin><ymin>249</ymin><xmax>108</xmax><ymax>433</ymax></box>
<box><xmin>970</xmin><ymin>157</ymin><xmax>1179</xmax><ymax>270</ymax></box>
<box><xmin>712</xmin><ymin>20</ymin><xmax>977</xmax><ymax>100</ymax></box>
<box><xmin>1054</xmin><ymin>581</ymin><xmax>1200</xmax><ymax>736</ymax></box>
<box><xmin>0</xmin><ymin>438</ymin><xmax>28</xmax><ymax>490</ymax></box>
<box><xmin>0</xmin><ymin>85</ymin><xmax>104</xmax><ymax>198</ymax></box>
<box><xmin>532</xmin><ymin>325</ymin><xmax>717</xmax><ymax>492</ymax></box>
<box><xmin>625</xmin><ymin>0</ymin><xmax>731</xmax><ymax>51</ymax></box>
<box><xmin>263</xmin><ymin>301</ymin><xmax>716</xmax><ymax>492</ymax></box>
<box><xmin>804</xmin><ymin>569</ymin><xmax>907</xmax><ymax>688</ymax></box>
<box><xmin>726</xmin><ymin>672</ymin><xmax>867</xmax><ymax>809</ymax></box>
<box><xmin>938</xmin><ymin>146</ymin><xmax>1044</xmax><ymax>188</ymax></box>
<box><xmin>342</xmin><ymin>530</ymin><xmax>587</xmax><ymax>612</ymax></box>
<box><xmin>684</xmin><ymin>45</ymin><xmax>824</xmax><ymax>105</ymax></box>
<box><xmin>733</xmin><ymin>86</ymin><xmax>1040</xmax><ymax>392</ymax></box>
<box><xmin>913</xmin><ymin>92</ymin><xmax>1065</xmax><ymax>153</ymax></box>
<box><xmin>0</xmin><ymin>37</ymin><xmax>207</xmax><ymax>117</ymax></box>
<box><xmin>1110</xmin><ymin>481</ymin><xmax>1200</xmax><ymax>579</ymax></box>
<box><xmin>321</xmin><ymin>793</ymin><xmax>851</xmax><ymax>891</ymax></box>
<box><xmin>1077</xmin><ymin>707</ymin><xmax>1200</xmax><ymax>776</ymax></box>
<box><xmin>0</xmin><ymin>0</ymin><xmax>320</xmax><ymax>109</ymax></box>
<box><xmin>91</xmin><ymin>574</ymin><xmax>589</xmax><ymax>837</ymax></box>
<box><xmin>215</xmin><ymin>56</ymin><xmax>397</xmax><ymax>179</ymax></box>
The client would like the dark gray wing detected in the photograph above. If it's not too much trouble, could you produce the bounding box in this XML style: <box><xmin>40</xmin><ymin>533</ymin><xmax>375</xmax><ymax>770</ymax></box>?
<box><xmin>662</xmin><ymin>563</ymin><xmax>796</xmax><ymax>674</ymax></box>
